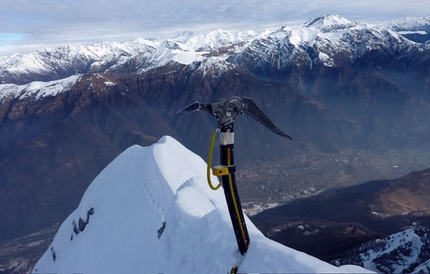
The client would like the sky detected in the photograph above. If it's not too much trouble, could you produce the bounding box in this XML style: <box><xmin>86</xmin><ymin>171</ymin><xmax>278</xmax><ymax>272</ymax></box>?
<box><xmin>0</xmin><ymin>0</ymin><xmax>429</xmax><ymax>56</ymax></box>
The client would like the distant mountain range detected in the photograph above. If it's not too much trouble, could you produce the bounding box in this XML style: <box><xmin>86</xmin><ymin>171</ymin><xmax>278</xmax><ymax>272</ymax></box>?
<box><xmin>1</xmin><ymin>14</ymin><xmax>430</xmax><ymax>85</ymax></box>
<box><xmin>0</xmin><ymin>14</ymin><xmax>430</xmax><ymax>247</ymax></box>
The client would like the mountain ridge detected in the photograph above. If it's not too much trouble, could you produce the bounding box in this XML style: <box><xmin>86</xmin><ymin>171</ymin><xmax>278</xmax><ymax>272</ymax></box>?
<box><xmin>1</xmin><ymin>15</ymin><xmax>429</xmax><ymax>85</ymax></box>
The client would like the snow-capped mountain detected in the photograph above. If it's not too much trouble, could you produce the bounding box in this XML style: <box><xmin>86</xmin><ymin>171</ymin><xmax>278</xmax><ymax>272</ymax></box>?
<box><xmin>0</xmin><ymin>74</ymin><xmax>81</xmax><ymax>102</ymax></box>
<box><xmin>335</xmin><ymin>226</ymin><xmax>430</xmax><ymax>273</ymax></box>
<box><xmin>0</xmin><ymin>29</ymin><xmax>258</xmax><ymax>85</ymax></box>
<box><xmin>2</xmin><ymin>15</ymin><xmax>430</xmax><ymax>273</ymax></box>
<box><xmin>32</xmin><ymin>136</ymin><xmax>370</xmax><ymax>273</ymax></box>
<box><xmin>1</xmin><ymin>14</ymin><xmax>429</xmax><ymax>86</ymax></box>
<box><xmin>378</xmin><ymin>15</ymin><xmax>430</xmax><ymax>32</ymax></box>
<box><xmin>0</xmin><ymin>38</ymin><xmax>158</xmax><ymax>84</ymax></box>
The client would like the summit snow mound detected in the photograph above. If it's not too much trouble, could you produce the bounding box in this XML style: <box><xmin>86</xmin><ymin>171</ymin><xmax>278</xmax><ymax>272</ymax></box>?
<box><xmin>32</xmin><ymin>136</ymin><xmax>371</xmax><ymax>273</ymax></box>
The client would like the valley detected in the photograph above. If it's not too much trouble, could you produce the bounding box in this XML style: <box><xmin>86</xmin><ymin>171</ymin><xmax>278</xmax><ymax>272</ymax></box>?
<box><xmin>240</xmin><ymin>147</ymin><xmax>430</xmax><ymax>214</ymax></box>
<box><xmin>251</xmin><ymin>168</ymin><xmax>430</xmax><ymax>263</ymax></box>
<box><xmin>0</xmin><ymin>225</ymin><xmax>57</xmax><ymax>274</ymax></box>
<box><xmin>0</xmin><ymin>14</ymin><xmax>429</xmax><ymax>273</ymax></box>
<box><xmin>2</xmin><ymin>147</ymin><xmax>429</xmax><ymax>273</ymax></box>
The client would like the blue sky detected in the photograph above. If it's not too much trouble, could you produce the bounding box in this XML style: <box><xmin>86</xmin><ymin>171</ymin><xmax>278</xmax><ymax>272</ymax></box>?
<box><xmin>0</xmin><ymin>0</ymin><xmax>429</xmax><ymax>56</ymax></box>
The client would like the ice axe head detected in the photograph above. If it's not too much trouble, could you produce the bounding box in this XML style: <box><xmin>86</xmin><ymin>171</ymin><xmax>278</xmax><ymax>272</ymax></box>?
<box><xmin>176</xmin><ymin>96</ymin><xmax>292</xmax><ymax>140</ymax></box>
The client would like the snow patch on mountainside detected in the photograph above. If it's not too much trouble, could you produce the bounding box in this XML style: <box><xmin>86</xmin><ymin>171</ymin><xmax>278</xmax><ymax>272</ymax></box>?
<box><xmin>0</xmin><ymin>75</ymin><xmax>81</xmax><ymax>101</ymax></box>
<box><xmin>32</xmin><ymin>136</ymin><xmax>372</xmax><ymax>273</ymax></box>
<box><xmin>289</xmin><ymin>26</ymin><xmax>318</xmax><ymax>47</ymax></box>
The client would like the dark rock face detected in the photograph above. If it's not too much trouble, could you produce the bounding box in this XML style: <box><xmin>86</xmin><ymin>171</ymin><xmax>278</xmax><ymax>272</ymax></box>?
<box><xmin>0</xmin><ymin>73</ymin><xmax>179</xmax><ymax>241</ymax></box>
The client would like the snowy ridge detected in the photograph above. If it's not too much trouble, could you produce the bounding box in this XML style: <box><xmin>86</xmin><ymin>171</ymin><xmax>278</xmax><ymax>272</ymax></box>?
<box><xmin>32</xmin><ymin>136</ymin><xmax>371</xmax><ymax>273</ymax></box>
<box><xmin>304</xmin><ymin>14</ymin><xmax>358</xmax><ymax>33</ymax></box>
<box><xmin>335</xmin><ymin>227</ymin><xmax>430</xmax><ymax>273</ymax></box>
<box><xmin>0</xmin><ymin>38</ymin><xmax>157</xmax><ymax>75</ymax></box>
<box><xmin>134</xmin><ymin>29</ymin><xmax>258</xmax><ymax>73</ymax></box>
<box><xmin>0</xmin><ymin>29</ymin><xmax>257</xmax><ymax>82</ymax></box>
<box><xmin>1</xmin><ymin>14</ymin><xmax>429</xmax><ymax>87</ymax></box>
<box><xmin>360</xmin><ymin>229</ymin><xmax>422</xmax><ymax>272</ymax></box>
<box><xmin>377</xmin><ymin>15</ymin><xmax>430</xmax><ymax>32</ymax></box>
<box><xmin>0</xmin><ymin>74</ymin><xmax>81</xmax><ymax>101</ymax></box>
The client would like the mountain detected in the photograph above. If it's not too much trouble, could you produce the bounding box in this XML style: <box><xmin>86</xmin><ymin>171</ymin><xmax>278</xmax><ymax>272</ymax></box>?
<box><xmin>334</xmin><ymin>226</ymin><xmax>430</xmax><ymax>273</ymax></box>
<box><xmin>1</xmin><ymin>15</ymin><xmax>430</xmax><ymax>87</ymax></box>
<box><xmin>31</xmin><ymin>136</ymin><xmax>370</xmax><ymax>273</ymax></box>
<box><xmin>378</xmin><ymin>15</ymin><xmax>430</xmax><ymax>43</ymax></box>
<box><xmin>251</xmin><ymin>168</ymin><xmax>430</xmax><ymax>264</ymax></box>
<box><xmin>1</xmin><ymin>14</ymin><xmax>430</xmax><ymax>251</ymax></box>
<box><xmin>0</xmin><ymin>39</ymin><xmax>158</xmax><ymax>84</ymax></box>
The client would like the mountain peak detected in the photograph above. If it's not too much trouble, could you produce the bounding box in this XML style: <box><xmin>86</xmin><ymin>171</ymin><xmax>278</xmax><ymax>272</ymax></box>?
<box><xmin>304</xmin><ymin>14</ymin><xmax>356</xmax><ymax>32</ymax></box>
<box><xmin>32</xmin><ymin>136</ymin><xmax>369</xmax><ymax>273</ymax></box>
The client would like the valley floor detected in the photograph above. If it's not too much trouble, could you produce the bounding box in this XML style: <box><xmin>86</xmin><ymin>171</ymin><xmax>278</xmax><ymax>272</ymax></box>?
<box><xmin>239</xmin><ymin>147</ymin><xmax>430</xmax><ymax>203</ymax></box>
<box><xmin>0</xmin><ymin>224</ymin><xmax>57</xmax><ymax>274</ymax></box>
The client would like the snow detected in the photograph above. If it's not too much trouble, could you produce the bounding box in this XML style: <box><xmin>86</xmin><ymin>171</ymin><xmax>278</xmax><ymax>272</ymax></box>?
<box><xmin>360</xmin><ymin>229</ymin><xmax>423</xmax><ymax>273</ymax></box>
<box><xmin>138</xmin><ymin>29</ymin><xmax>256</xmax><ymax>72</ymax></box>
<box><xmin>32</xmin><ymin>136</ymin><xmax>373</xmax><ymax>274</ymax></box>
<box><xmin>173</xmin><ymin>29</ymin><xmax>257</xmax><ymax>53</ymax></box>
<box><xmin>171</xmin><ymin>50</ymin><xmax>205</xmax><ymax>65</ymax></box>
<box><xmin>1</xmin><ymin>15</ymin><xmax>429</xmax><ymax>88</ymax></box>
<box><xmin>376</xmin><ymin>15</ymin><xmax>430</xmax><ymax>32</ymax></box>
<box><xmin>398</xmin><ymin>30</ymin><xmax>428</xmax><ymax>35</ymax></box>
<box><xmin>304</xmin><ymin>14</ymin><xmax>357</xmax><ymax>33</ymax></box>
<box><xmin>0</xmin><ymin>38</ymin><xmax>158</xmax><ymax>76</ymax></box>
<box><xmin>289</xmin><ymin>26</ymin><xmax>318</xmax><ymax>47</ymax></box>
<box><xmin>0</xmin><ymin>75</ymin><xmax>81</xmax><ymax>101</ymax></box>
<box><xmin>413</xmin><ymin>259</ymin><xmax>430</xmax><ymax>273</ymax></box>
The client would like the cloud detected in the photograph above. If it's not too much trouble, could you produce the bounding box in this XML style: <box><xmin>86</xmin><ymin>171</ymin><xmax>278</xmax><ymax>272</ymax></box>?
<box><xmin>0</xmin><ymin>0</ymin><xmax>428</xmax><ymax>56</ymax></box>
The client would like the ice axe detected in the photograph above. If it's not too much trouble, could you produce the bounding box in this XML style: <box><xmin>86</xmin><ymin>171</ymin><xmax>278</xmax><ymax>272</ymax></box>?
<box><xmin>176</xmin><ymin>96</ymin><xmax>292</xmax><ymax>272</ymax></box>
